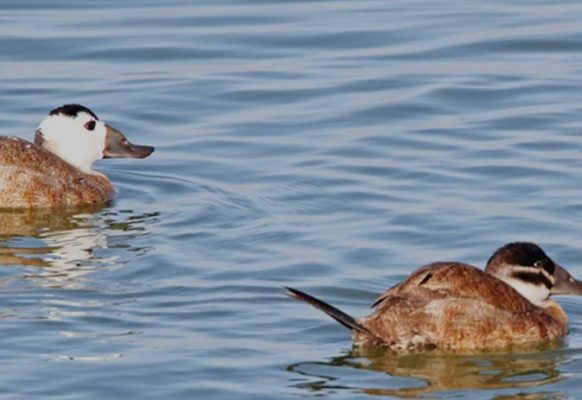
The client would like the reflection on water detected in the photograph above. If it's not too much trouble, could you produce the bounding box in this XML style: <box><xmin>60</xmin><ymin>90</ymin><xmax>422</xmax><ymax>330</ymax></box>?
<box><xmin>0</xmin><ymin>206</ymin><xmax>105</xmax><ymax>238</ymax></box>
<box><xmin>0</xmin><ymin>206</ymin><xmax>158</xmax><ymax>289</ymax></box>
<box><xmin>288</xmin><ymin>345</ymin><xmax>568</xmax><ymax>398</ymax></box>
<box><xmin>5</xmin><ymin>0</ymin><xmax>582</xmax><ymax>397</ymax></box>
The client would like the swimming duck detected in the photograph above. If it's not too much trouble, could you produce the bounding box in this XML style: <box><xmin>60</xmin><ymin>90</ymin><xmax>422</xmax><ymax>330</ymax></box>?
<box><xmin>0</xmin><ymin>104</ymin><xmax>154</xmax><ymax>208</ymax></box>
<box><xmin>286</xmin><ymin>242</ymin><xmax>582</xmax><ymax>352</ymax></box>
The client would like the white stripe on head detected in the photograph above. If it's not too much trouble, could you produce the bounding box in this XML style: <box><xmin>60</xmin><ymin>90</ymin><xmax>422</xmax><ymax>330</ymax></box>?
<box><xmin>509</xmin><ymin>265</ymin><xmax>555</xmax><ymax>285</ymax></box>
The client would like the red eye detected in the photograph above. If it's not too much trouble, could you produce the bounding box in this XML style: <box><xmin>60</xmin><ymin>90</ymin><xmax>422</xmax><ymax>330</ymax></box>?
<box><xmin>84</xmin><ymin>120</ymin><xmax>96</xmax><ymax>131</ymax></box>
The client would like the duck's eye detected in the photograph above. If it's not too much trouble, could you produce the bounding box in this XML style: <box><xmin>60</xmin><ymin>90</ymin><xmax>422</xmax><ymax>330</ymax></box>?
<box><xmin>534</xmin><ymin>260</ymin><xmax>543</xmax><ymax>268</ymax></box>
<box><xmin>84</xmin><ymin>120</ymin><xmax>96</xmax><ymax>131</ymax></box>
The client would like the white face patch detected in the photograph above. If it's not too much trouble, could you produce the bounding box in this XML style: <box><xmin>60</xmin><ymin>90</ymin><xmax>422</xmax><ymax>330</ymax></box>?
<box><xmin>37</xmin><ymin>111</ymin><xmax>107</xmax><ymax>173</ymax></box>
<box><xmin>503</xmin><ymin>277</ymin><xmax>550</xmax><ymax>306</ymax></box>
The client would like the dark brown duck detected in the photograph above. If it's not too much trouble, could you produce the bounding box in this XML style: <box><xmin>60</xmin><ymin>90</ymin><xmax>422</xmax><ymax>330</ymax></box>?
<box><xmin>286</xmin><ymin>242</ymin><xmax>582</xmax><ymax>352</ymax></box>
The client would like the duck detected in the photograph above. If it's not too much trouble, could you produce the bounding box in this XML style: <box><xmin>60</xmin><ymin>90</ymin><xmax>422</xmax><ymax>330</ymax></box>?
<box><xmin>286</xmin><ymin>242</ymin><xmax>582</xmax><ymax>352</ymax></box>
<box><xmin>0</xmin><ymin>104</ymin><xmax>154</xmax><ymax>208</ymax></box>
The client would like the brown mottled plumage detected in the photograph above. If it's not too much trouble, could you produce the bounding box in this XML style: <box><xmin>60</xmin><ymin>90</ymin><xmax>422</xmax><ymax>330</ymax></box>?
<box><xmin>354</xmin><ymin>262</ymin><xmax>566</xmax><ymax>351</ymax></box>
<box><xmin>0</xmin><ymin>137</ymin><xmax>114</xmax><ymax>208</ymax></box>
<box><xmin>286</xmin><ymin>242</ymin><xmax>582</xmax><ymax>353</ymax></box>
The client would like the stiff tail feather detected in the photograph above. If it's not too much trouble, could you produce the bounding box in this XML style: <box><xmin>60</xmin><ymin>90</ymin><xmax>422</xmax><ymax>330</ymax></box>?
<box><xmin>284</xmin><ymin>286</ymin><xmax>369</xmax><ymax>334</ymax></box>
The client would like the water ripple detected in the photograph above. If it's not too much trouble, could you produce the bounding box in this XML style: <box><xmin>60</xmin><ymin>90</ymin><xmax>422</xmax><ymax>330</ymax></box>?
<box><xmin>3</xmin><ymin>0</ymin><xmax>582</xmax><ymax>399</ymax></box>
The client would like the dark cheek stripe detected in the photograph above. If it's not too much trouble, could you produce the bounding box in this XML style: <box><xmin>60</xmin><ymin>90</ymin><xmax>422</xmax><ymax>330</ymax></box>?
<box><xmin>542</xmin><ymin>262</ymin><xmax>555</xmax><ymax>275</ymax></box>
<box><xmin>513</xmin><ymin>272</ymin><xmax>552</xmax><ymax>290</ymax></box>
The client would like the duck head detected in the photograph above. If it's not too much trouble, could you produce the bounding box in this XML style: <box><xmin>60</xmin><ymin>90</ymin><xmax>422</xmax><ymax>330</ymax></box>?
<box><xmin>485</xmin><ymin>242</ymin><xmax>582</xmax><ymax>306</ymax></box>
<box><xmin>35</xmin><ymin>104</ymin><xmax>154</xmax><ymax>173</ymax></box>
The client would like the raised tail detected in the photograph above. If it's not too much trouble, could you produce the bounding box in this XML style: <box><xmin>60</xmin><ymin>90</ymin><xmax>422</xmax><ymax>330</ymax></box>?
<box><xmin>284</xmin><ymin>286</ymin><xmax>369</xmax><ymax>334</ymax></box>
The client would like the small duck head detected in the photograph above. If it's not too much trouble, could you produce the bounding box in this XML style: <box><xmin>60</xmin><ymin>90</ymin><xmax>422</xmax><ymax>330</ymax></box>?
<box><xmin>485</xmin><ymin>242</ymin><xmax>582</xmax><ymax>306</ymax></box>
<box><xmin>35</xmin><ymin>104</ymin><xmax>154</xmax><ymax>173</ymax></box>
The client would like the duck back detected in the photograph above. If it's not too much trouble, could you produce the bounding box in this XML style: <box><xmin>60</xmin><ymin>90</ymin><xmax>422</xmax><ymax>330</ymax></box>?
<box><xmin>357</xmin><ymin>262</ymin><xmax>566</xmax><ymax>351</ymax></box>
<box><xmin>0</xmin><ymin>137</ymin><xmax>114</xmax><ymax>208</ymax></box>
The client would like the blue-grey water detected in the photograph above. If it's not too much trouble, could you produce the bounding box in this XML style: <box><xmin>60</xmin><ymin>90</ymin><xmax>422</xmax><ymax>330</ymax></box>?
<box><xmin>2</xmin><ymin>0</ymin><xmax>582</xmax><ymax>398</ymax></box>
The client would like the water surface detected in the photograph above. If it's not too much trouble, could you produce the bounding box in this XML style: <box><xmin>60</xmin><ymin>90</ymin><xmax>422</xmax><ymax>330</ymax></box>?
<box><xmin>2</xmin><ymin>0</ymin><xmax>582</xmax><ymax>398</ymax></box>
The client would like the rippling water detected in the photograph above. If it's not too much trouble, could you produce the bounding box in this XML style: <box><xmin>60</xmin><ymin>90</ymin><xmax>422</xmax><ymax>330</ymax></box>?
<box><xmin>2</xmin><ymin>0</ymin><xmax>582</xmax><ymax>398</ymax></box>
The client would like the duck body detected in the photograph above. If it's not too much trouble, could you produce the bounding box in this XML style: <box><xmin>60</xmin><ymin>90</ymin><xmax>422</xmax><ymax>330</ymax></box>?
<box><xmin>286</xmin><ymin>242</ymin><xmax>582</xmax><ymax>353</ymax></box>
<box><xmin>354</xmin><ymin>262</ymin><xmax>566</xmax><ymax>351</ymax></box>
<box><xmin>0</xmin><ymin>136</ymin><xmax>114</xmax><ymax>208</ymax></box>
<box><xmin>0</xmin><ymin>104</ymin><xmax>154</xmax><ymax>209</ymax></box>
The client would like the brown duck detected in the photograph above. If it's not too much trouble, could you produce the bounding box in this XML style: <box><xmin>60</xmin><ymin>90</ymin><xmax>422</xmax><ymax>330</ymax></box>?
<box><xmin>286</xmin><ymin>242</ymin><xmax>582</xmax><ymax>352</ymax></box>
<box><xmin>0</xmin><ymin>104</ymin><xmax>154</xmax><ymax>208</ymax></box>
